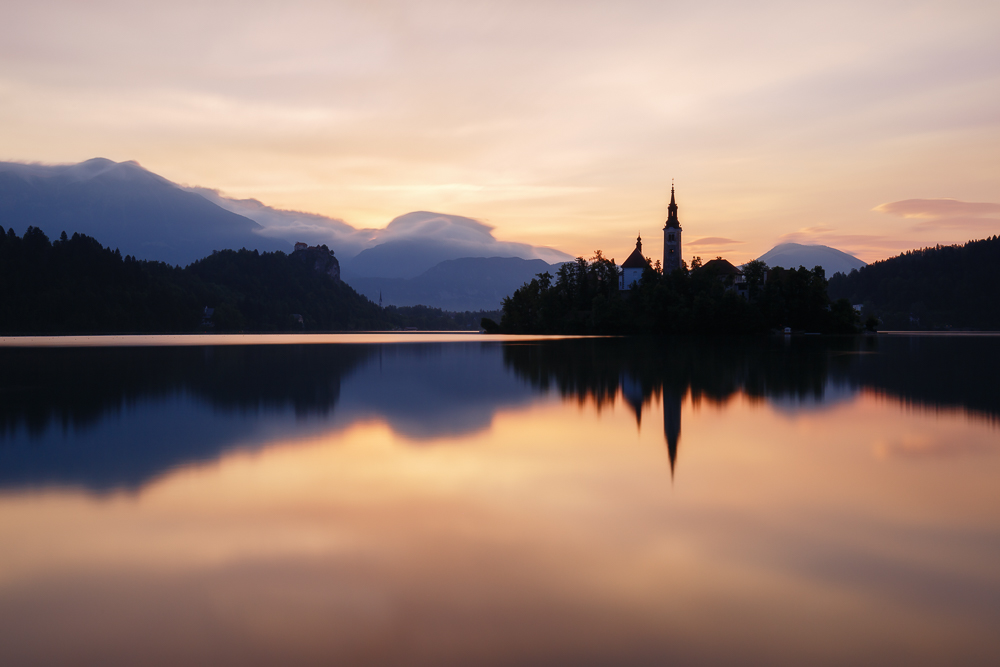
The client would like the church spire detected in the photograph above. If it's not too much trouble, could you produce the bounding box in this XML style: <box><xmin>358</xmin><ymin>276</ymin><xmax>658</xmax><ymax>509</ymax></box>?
<box><xmin>662</xmin><ymin>181</ymin><xmax>683</xmax><ymax>274</ymax></box>
<box><xmin>665</xmin><ymin>182</ymin><xmax>680</xmax><ymax>230</ymax></box>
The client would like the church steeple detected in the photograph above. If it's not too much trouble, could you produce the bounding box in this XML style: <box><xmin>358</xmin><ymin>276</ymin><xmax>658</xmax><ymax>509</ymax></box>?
<box><xmin>665</xmin><ymin>184</ymin><xmax>680</xmax><ymax>230</ymax></box>
<box><xmin>662</xmin><ymin>182</ymin><xmax>683</xmax><ymax>273</ymax></box>
<box><xmin>635</xmin><ymin>233</ymin><xmax>642</xmax><ymax>253</ymax></box>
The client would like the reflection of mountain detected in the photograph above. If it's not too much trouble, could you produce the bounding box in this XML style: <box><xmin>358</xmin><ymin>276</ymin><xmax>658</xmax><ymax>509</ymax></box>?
<box><xmin>0</xmin><ymin>345</ymin><xmax>372</xmax><ymax>492</ymax></box>
<box><xmin>503</xmin><ymin>336</ymin><xmax>1000</xmax><ymax>474</ymax></box>
<box><xmin>0</xmin><ymin>343</ymin><xmax>537</xmax><ymax>492</ymax></box>
<box><xmin>2</xmin><ymin>335</ymin><xmax>997</xmax><ymax>493</ymax></box>
<box><xmin>337</xmin><ymin>344</ymin><xmax>536</xmax><ymax>440</ymax></box>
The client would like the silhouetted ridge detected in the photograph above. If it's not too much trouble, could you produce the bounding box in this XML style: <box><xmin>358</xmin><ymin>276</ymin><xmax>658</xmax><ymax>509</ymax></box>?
<box><xmin>828</xmin><ymin>236</ymin><xmax>1000</xmax><ymax>330</ymax></box>
<box><xmin>0</xmin><ymin>158</ymin><xmax>290</xmax><ymax>265</ymax></box>
<box><xmin>0</xmin><ymin>226</ymin><xmax>387</xmax><ymax>332</ymax></box>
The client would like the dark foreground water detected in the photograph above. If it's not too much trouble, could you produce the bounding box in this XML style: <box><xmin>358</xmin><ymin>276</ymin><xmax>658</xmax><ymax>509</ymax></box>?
<box><xmin>0</xmin><ymin>334</ymin><xmax>998</xmax><ymax>666</ymax></box>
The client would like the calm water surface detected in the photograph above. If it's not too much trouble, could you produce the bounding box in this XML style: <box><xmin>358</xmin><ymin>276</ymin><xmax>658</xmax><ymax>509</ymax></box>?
<box><xmin>0</xmin><ymin>334</ymin><xmax>998</xmax><ymax>666</ymax></box>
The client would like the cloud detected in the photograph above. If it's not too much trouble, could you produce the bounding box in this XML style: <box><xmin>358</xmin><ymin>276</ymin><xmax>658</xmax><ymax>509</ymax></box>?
<box><xmin>873</xmin><ymin>198</ymin><xmax>1000</xmax><ymax>219</ymax></box>
<box><xmin>873</xmin><ymin>198</ymin><xmax>1000</xmax><ymax>232</ymax></box>
<box><xmin>191</xmin><ymin>187</ymin><xmax>378</xmax><ymax>257</ymax></box>
<box><xmin>687</xmin><ymin>237</ymin><xmax>743</xmax><ymax>247</ymax></box>
<box><xmin>191</xmin><ymin>188</ymin><xmax>573</xmax><ymax>265</ymax></box>
<box><xmin>776</xmin><ymin>226</ymin><xmax>893</xmax><ymax>252</ymax></box>
<box><xmin>873</xmin><ymin>432</ymin><xmax>996</xmax><ymax>460</ymax></box>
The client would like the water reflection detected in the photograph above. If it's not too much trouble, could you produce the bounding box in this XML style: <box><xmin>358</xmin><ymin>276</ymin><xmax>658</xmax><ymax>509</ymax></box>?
<box><xmin>1</xmin><ymin>335</ymin><xmax>998</xmax><ymax>492</ymax></box>
<box><xmin>1</xmin><ymin>335</ymin><xmax>999</xmax><ymax>665</ymax></box>
<box><xmin>502</xmin><ymin>336</ymin><xmax>1000</xmax><ymax>472</ymax></box>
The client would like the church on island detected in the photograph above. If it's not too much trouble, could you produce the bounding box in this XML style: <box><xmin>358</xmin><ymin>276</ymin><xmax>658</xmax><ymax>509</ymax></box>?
<box><xmin>620</xmin><ymin>184</ymin><xmax>682</xmax><ymax>290</ymax></box>
<box><xmin>619</xmin><ymin>185</ymin><xmax>745</xmax><ymax>295</ymax></box>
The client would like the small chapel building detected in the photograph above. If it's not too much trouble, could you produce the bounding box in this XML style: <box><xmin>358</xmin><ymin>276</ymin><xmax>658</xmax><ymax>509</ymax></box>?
<box><xmin>619</xmin><ymin>234</ymin><xmax>649</xmax><ymax>290</ymax></box>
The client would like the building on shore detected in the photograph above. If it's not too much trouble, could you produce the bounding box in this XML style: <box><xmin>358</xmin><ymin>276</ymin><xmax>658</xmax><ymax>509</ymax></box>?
<box><xmin>701</xmin><ymin>257</ymin><xmax>749</xmax><ymax>297</ymax></box>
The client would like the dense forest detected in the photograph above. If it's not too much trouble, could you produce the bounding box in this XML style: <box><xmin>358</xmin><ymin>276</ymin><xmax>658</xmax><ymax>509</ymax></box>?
<box><xmin>490</xmin><ymin>253</ymin><xmax>860</xmax><ymax>335</ymax></box>
<box><xmin>0</xmin><ymin>226</ymin><xmax>491</xmax><ymax>333</ymax></box>
<box><xmin>827</xmin><ymin>236</ymin><xmax>1000</xmax><ymax>330</ymax></box>
<box><xmin>15</xmin><ymin>224</ymin><xmax>994</xmax><ymax>336</ymax></box>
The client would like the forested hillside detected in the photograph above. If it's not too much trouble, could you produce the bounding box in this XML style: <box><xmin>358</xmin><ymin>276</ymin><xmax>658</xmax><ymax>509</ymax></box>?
<box><xmin>828</xmin><ymin>236</ymin><xmax>1000</xmax><ymax>330</ymax></box>
<box><xmin>0</xmin><ymin>226</ymin><xmax>388</xmax><ymax>333</ymax></box>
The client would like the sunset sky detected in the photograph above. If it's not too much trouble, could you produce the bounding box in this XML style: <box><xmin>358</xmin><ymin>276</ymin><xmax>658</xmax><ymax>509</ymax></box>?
<box><xmin>2</xmin><ymin>0</ymin><xmax>999</xmax><ymax>263</ymax></box>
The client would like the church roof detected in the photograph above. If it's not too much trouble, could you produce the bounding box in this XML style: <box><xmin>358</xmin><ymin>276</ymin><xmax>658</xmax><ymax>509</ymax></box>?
<box><xmin>621</xmin><ymin>234</ymin><xmax>649</xmax><ymax>269</ymax></box>
<box><xmin>621</xmin><ymin>247</ymin><xmax>649</xmax><ymax>269</ymax></box>
<box><xmin>702</xmin><ymin>258</ymin><xmax>742</xmax><ymax>275</ymax></box>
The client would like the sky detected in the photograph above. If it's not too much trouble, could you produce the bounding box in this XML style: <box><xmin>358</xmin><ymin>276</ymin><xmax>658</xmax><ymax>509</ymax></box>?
<box><xmin>2</xmin><ymin>0</ymin><xmax>999</xmax><ymax>264</ymax></box>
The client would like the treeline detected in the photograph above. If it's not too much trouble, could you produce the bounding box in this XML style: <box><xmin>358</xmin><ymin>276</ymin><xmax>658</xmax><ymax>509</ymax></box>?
<box><xmin>828</xmin><ymin>235</ymin><xmax>1000</xmax><ymax>330</ymax></box>
<box><xmin>492</xmin><ymin>253</ymin><xmax>859</xmax><ymax>335</ymax></box>
<box><xmin>384</xmin><ymin>305</ymin><xmax>502</xmax><ymax>331</ymax></box>
<box><xmin>0</xmin><ymin>226</ymin><xmax>483</xmax><ymax>333</ymax></box>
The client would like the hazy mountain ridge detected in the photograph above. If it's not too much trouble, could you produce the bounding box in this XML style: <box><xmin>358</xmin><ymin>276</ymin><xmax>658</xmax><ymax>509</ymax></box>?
<box><xmin>0</xmin><ymin>159</ymin><xmax>573</xmax><ymax>291</ymax></box>
<box><xmin>348</xmin><ymin>256</ymin><xmax>562</xmax><ymax>311</ymax></box>
<box><xmin>0</xmin><ymin>159</ymin><xmax>290</xmax><ymax>266</ymax></box>
<box><xmin>191</xmin><ymin>191</ymin><xmax>574</xmax><ymax>276</ymax></box>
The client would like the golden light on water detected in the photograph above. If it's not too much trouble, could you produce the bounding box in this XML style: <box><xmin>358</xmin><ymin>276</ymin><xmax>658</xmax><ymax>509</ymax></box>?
<box><xmin>1</xmin><ymin>385</ymin><xmax>997</xmax><ymax>664</ymax></box>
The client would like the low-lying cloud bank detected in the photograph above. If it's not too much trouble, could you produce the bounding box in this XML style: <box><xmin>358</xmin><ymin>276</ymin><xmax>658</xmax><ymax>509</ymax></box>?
<box><xmin>193</xmin><ymin>188</ymin><xmax>574</xmax><ymax>275</ymax></box>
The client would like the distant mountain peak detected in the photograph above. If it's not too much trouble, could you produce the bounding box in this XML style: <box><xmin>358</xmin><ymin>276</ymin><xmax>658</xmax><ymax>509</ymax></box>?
<box><xmin>1</xmin><ymin>158</ymin><xmax>573</xmax><ymax>276</ymax></box>
<box><xmin>0</xmin><ymin>158</ymin><xmax>289</xmax><ymax>266</ymax></box>
<box><xmin>757</xmin><ymin>243</ymin><xmax>866</xmax><ymax>276</ymax></box>
<box><xmin>64</xmin><ymin>158</ymin><xmax>163</xmax><ymax>184</ymax></box>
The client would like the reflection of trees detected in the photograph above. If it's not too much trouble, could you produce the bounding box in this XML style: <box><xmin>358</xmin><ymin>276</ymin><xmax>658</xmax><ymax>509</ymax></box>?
<box><xmin>836</xmin><ymin>336</ymin><xmax>1000</xmax><ymax>422</ymax></box>
<box><xmin>503</xmin><ymin>337</ymin><xmax>842</xmax><ymax>475</ymax></box>
<box><xmin>0</xmin><ymin>345</ymin><xmax>373</xmax><ymax>438</ymax></box>
<box><xmin>503</xmin><ymin>336</ymin><xmax>1000</xmax><ymax>473</ymax></box>
<box><xmin>2</xmin><ymin>335</ymin><xmax>996</xmax><ymax>491</ymax></box>
<box><xmin>0</xmin><ymin>345</ymin><xmax>376</xmax><ymax>493</ymax></box>
<box><xmin>503</xmin><ymin>337</ymin><xmax>851</xmax><ymax>408</ymax></box>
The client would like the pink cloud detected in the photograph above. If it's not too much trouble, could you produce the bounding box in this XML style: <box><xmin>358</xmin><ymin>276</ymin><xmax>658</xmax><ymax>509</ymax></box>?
<box><xmin>772</xmin><ymin>226</ymin><xmax>898</xmax><ymax>264</ymax></box>
<box><xmin>777</xmin><ymin>226</ymin><xmax>892</xmax><ymax>249</ymax></box>
<box><xmin>873</xmin><ymin>198</ymin><xmax>1000</xmax><ymax>219</ymax></box>
<box><xmin>872</xmin><ymin>198</ymin><xmax>1000</xmax><ymax>235</ymax></box>
<box><xmin>687</xmin><ymin>236</ymin><xmax>744</xmax><ymax>246</ymax></box>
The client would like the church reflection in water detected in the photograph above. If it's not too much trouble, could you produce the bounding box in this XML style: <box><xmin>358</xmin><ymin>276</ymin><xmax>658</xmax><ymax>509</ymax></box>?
<box><xmin>1</xmin><ymin>334</ymin><xmax>999</xmax><ymax>493</ymax></box>
<box><xmin>501</xmin><ymin>334</ymin><xmax>1000</xmax><ymax>476</ymax></box>
<box><xmin>620</xmin><ymin>372</ymin><xmax>682</xmax><ymax>474</ymax></box>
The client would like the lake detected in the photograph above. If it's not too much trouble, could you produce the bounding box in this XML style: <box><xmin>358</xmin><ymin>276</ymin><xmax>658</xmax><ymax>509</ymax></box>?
<box><xmin>1</xmin><ymin>333</ymin><xmax>998</xmax><ymax>666</ymax></box>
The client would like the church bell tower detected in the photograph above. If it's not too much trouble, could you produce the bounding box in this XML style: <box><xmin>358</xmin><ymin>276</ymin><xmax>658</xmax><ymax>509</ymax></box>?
<box><xmin>663</xmin><ymin>184</ymin><xmax>682</xmax><ymax>273</ymax></box>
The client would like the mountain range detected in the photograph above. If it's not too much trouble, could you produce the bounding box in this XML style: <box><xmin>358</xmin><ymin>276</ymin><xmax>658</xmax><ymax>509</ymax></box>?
<box><xmin>0</xmin><ymin>158</ymin><xmax>289</xmax><ymax>266</ymax></box>
<box><xmin>190</xmin><ymin>189</ymin><xmax>573</xmax><ymax>279</ymax></box>
<box><xmin>1</xmin><ymin>158</ymin><xmax>869</xmax><ymax>311</ymax></box>
<box><xmin>0</xmin><ymin>159</ymin><xmax>573</xmax><ymax>275</ymax></box>
<box><xmin>349</xmin><ymin>257</ymin><xmax>561</xmax><ymax>312</ymax></box>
